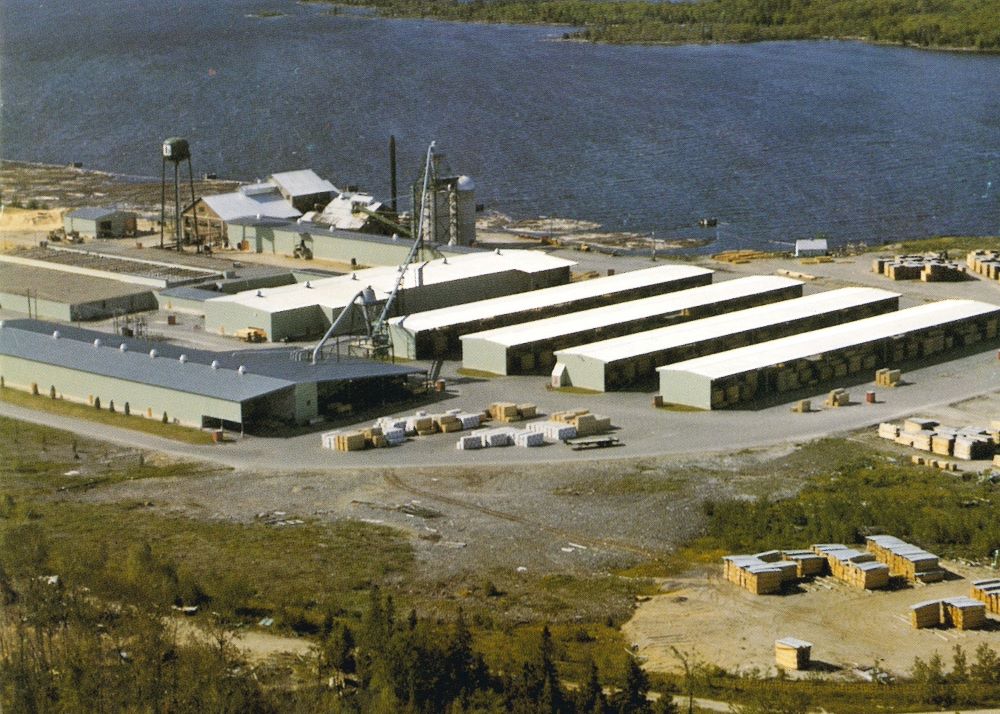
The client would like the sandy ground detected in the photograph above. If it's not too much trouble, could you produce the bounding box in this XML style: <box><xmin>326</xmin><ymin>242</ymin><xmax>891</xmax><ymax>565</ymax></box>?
<box><xmin>171</xmin><ymin>616</ymin><xmax>314</xmax><ymax>663</ymax></box>
<box><xmin>625</xmin><ymin>561</ymin><xmax>1000</xmax><ymax>679</ymax></box>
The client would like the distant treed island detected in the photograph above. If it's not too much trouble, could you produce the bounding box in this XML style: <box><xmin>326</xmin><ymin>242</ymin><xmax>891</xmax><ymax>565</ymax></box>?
<box><xmin>315</xmin><ymin>0</ymin><xmax>1000</xmax><ymax>50</ymax></box>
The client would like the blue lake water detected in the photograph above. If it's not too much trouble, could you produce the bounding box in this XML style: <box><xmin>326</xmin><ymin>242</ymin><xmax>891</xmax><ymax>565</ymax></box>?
<box><xmin>1</xmin><ymin>0</ymin><xmax>998</xmax><ymax>249</ymax></box>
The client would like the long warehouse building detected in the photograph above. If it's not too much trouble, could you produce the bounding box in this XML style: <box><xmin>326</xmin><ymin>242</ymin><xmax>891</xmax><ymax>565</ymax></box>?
<box><xmin>388</xmin><ymin>264</ymin><xmax>714</xmax><ymax>360</ymax></box>
<box><xmin>0</xmin><ymin>319</ymin><xmax>422</xmax><ymax>431</ymax></box>
<box><xmin>203</xmin><ymin>250</ymin><xmax>574</xmax><ymax>342</ymax></box>
<box><xmin>460</xmin><ymin>276</ymin><xmax>803</xmax><ymax>376</ymax></box>
<box><xmin>658</xmin><ymin>299</ymin><xmax>1000</xmax><ymax>409</ymax></box>
<box><xmin>551</xmin><ymin>287</ymin><xmax>901</xmax><ymax>392</ymax></box>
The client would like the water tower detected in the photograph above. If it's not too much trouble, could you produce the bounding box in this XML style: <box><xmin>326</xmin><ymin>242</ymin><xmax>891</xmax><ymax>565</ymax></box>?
<box><xmin>160</xmin><ymin>137</ymin><xmax>198</xmax><ymax>250</ymax></box>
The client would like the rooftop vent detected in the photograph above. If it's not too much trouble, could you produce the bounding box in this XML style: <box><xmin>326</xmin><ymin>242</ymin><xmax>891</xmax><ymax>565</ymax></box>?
<box><xmin>237</xmin><ymin>365</ymin><xmax>246</xmax><ymax>375</ymax></box>
<box><xmin>210</xmin><ymin>360</ymin><xmax>219</xmax><ymax>369</ymax></box>
<box><xmin>179</xmin><ymin>354</ymin><xmax>187</xmax><ymax>363</ymax></box>
<box><xmin>52</xmin><ymin>330</ymin><xmax>60</xmax><ymax>339</ymax></box>
<box><xmin>149</xmin><ymin>349</ymin><xmax>158</xmax><ymax>359</ymax></box>
<box><xmin>93</xmin><ymin>339</ymin><xmax>102</xmax><ymax>348</ymax></box>
<box><xmin>119</xmin><ymin>344</ymin><xmax>127</xmax><ymax>352</ymax></box>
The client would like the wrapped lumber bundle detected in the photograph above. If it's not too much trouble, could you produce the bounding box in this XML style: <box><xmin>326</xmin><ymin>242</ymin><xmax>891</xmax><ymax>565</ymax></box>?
<box><xmin>434</xmin><ymin>413</ymin><xmax>464</xmax><ymax>433</ymax></box>
<box><xmin>744</xmin><ymin>564</ymin><xmax>783</xmax><ymax>595</ymax></box>
<box><xmin>489</xmin><ymin>402</ymin><xmax>521</xmax><ymax>423</ymax></box>
<box><xmin>782</xmin><ymin>549</ymin><xmax>827</xmax><ymax>577</ymax></box>
<box><xmin>849</xmin><ymin>561</ymin><xmax>890</xmax><ymax>589</ymax></box>
<box><xmin>774</xmin><ymin>638</ymin><xmax>812</xmax><ymax>670</ymax></box>
<box><xmin>971</xmin><ymin>579</ymin><xmax>1000</xmax><ymax>614</ymax></box>
<box><xmin>483</xmin><ymin>428</ymin><xmax>515</xmax><ymax>447</ymax></box>
<box><xmin>942</xmin><ymin>597</ymin><xmax>987</xmax><ymax>630</ymax></box>
<box><xmin>456</xmin><ymin>434</ymin><xmax>485</xmax><ymax>450</ymax></box>
<box><xmin>514</xmin><ymin>430</ymin><xmax>545</xmax><ymax>447</ymax></box>
<box><xmin>910</xmin><ymin>600</ymin><xmax>942</xmax><ymax>629</ymax></box>
<box><xmin>875</xmin><ymin>368</ymin><xmax>902</xmax><ymax>387</ymax></box>
<box><xmin>525</xmin><ymin>421</ymin><xmax>577</xmax><ymax>441</ymax></box>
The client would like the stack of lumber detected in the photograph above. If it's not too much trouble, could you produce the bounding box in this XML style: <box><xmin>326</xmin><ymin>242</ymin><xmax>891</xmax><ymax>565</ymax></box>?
<box><xmin>488</xmin><ymin>402</ymin><xmax>537</xmax><ymax>423</ymax></box>
<box><xmin>910</xmin><ymin>600</ymin><xmax>943</xmax><ymax>629</ymax></box>
<box><xmin>967</xmin><ymin>250</ymin><xmax>1000</xmax><ymax>281</ymax></box>
<box><xmin>878</xmin><ymin>418</ymin><xmax>997</xmax><ymax>461</ymax></box>
<box><xmin>875</xmin><ymin>254</ymin><xmax>969</xmax><ymax>282</ymax></box>
<box><xmin>910</xmin><ymin>597</ymin><xmax>987</xmax><ymax>630</ymax></box>
<box><xmin>823</xmin><ymin>388</ymin><xmax>850</xmax><ymax>407</ymax></box>
<box><xmin>790</xmin><ymin>399</ymin><xmax>811</xmax><ymax>413</ymax></box>
<box><xmin>781</xmin><ymin>549</ymin><xmax>827</xmax><ymax>577</ymax></box>
<box><xmin>774</xmin><ymin>638</ymin><xmax>812</xmax><ymax>670</ymax></box>
<box><xmin>550</xmin><ymin>409</ymin><xmax>613</xmax><ymax>436</ymax></box>
<box><xmin>811</xmin><ymin>544</ymin><xmax>889</xmax><ymax>589</ymax></box>
<box><xmin>456</xmin><ymin>434</ymin><xmax>485</xmax><ymax>450</ymax></box>
<box><xmin>406</xmin><ymin>413</ymin><xmax>436</xmax><ymax>436</ymax></box>
<box><xmin>525</xmin><ymin>420</ymin><xmax>578</xmax><ymax>441</ymax></box>
<box><xmin>875</xmin><ymin>368</ymin><xmax>902</xmax><ymax>387</ymax></box>
<box><xmin>322</xmin><ymin>430</ymin><xmax>368</xmax><ymax>452</ymax></box>
<box><xmin>713</xmin><ymin>249</ymin><xmax>774</xmax><ymax>263</ymax></box>
<box><xmin>722</xmin><ymin>555</ymin><xmax>782</xmax><ymax>594</ymax></box>
<box><xmin>433</xmin><ymin>413</ymin><xmax>464</xmax><ymax>433</ymax></box>
<box><xmin>910</xmin><ymin>455</ymin><xmax>959</xmax><ymax>471</ymax></box>
<box><xmin>942</xmin><ymin>597</ymin><xmax>988</xmax><ymax>630</ymax></box>
<box><xmin>865</xmin><ymin>535</ymin><xmax>944</xmax><ymax>583</ymax></box>
<box><xmin>971</xmin><ymin>579</ymin><xmax>1000</xmax><ymax>614</ymax></box>
<box><xmin>514</xmin><ymin>430</ymin><xmax>545</xmax><ymax>447</ymax></box>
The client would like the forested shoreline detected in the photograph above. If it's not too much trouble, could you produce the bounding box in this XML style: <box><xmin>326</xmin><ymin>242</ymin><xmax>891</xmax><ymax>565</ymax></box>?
<box><xmin>318</xmin><ymin>0</ymin><xmax>1000</xmax><ymax>50</ymax></box>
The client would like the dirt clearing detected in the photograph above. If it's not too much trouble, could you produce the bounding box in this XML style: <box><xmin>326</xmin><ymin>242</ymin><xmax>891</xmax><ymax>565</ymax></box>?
<box><xmin>625</xmin><ymin>561</ymin><xmax>1000</xmax><ymax>679</ymax></box>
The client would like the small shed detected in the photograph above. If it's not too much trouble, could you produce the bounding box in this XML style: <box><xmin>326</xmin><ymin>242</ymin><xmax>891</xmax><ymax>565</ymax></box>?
<box><xmin>795</xmin><ymin>238</ymin><xmax>828</xmax><ymax>257</ymax></box>
<box><xmin>63</xmin><ymin>207</ymin><xmax>137</xmax><ymax>238</ymax></box>
<box><xmin>775</xmin><ymin>637</ymin><xmax>812</xmax><ymax>670</ymax></box>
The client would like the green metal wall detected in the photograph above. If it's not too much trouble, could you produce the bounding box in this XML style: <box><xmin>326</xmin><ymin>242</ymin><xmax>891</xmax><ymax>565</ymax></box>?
<box><xmin>0</xmin><ymin>355</ymin><xmax>245</xmax><ymax>427</ymax></box>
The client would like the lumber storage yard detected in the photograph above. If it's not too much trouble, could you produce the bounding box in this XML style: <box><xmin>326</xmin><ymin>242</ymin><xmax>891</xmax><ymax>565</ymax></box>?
<box><xmin>6</xmin><ymin>161</ymin><xmax>1000</xmax><ymax>713</ymax></box>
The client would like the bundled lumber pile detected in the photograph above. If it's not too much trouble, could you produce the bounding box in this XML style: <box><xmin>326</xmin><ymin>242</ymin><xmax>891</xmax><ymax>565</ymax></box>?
<box><xmin>774</xmin><ymin>638</ymin><xmax>812</xmax><ymax>670</ymax></box>
<box><xmin>942</xmin><ymin>597</ymin><xmax>988</xmax><ymax>630</ymax></box>
<box><xmin>549</xmin><ymin>408</ymin><xmax>612</xmax><ymax>436</ymax></box>
<box><xmin>713</xmin><ymin>249</ymin><xmax>774</xmax><ymax>263</ymax></box>
<box><xmin>877</xmin><ymin>418</ymin><xmax>997</xmax><ymax>461</ymax></box>
<box><xmin>874</xmin><ymin>254</ymin><xmax>969</xmax><ymax>282</ymax></box>
<box><xmin>967</xmin><ymin>250</ymin><xmax>1000</xmax><ymax>281</ymax></box>
<box><xmin>781</xmin><ymin>549</ymin><xmax>827</xmax><ymax>577</ymax></box>
<box><xmin>525</xmin><ymin>420</ymin><xmax>577</xmax><ymax>441</ymax></box>
<box><xmin>790</xmin><ymin>399</ymin><xmax>811</xmax><ymax>413</ymax></box>
<box><xmin>910</xmin><ymin>455</ymin><xmax>960</xmax><ymax>471</ymax></box>
<box><xmin>456</xmin><ymin>427</ymin><xmax>545</xmax><ymax>450</ymax></box>
<box><xmin>875</xmin><ymin>368</ymin><xmax>902</xmax><ymax>387</ymax></box>
<box><xmin>487</xmin><ymin>402</ymin><xmax>537</xmax><ymax>423</ymax></box>
<box><xmin>811</xmin><ymin>544</ymin><xmax>889</xmax><ymax>589</ymax></box>
<box><xmin>322</xmin><ymin>430</ymin><xmax>369</xmax><ymax>452</ymax></box>
<box><xmin>910</xmin><ymin>597</ymin><xmax>987</xmax><ymax>630</ymax></box>
<box><xmin>910</xmin><ymin>600</ymin><xmax>942</xmax><ymax>629</ymax></box>
<box><xmin>971</xmin><ymin>579</ymin><xmax>1000</xmax><ymax>614</ymax></box>
<box><xmin>865</xmin><ymin>535</ymin><xmax>944</xmax><ymax>583</ymax></box>
<box><xmin>824</xmin><ymin>388</ymin><xmax>850</xmax><ymax>407</ymax></box>
<box><xmin>722</xmin><ymin>555</ymin><xmax>785</xmax><ymax>595</ymax></box>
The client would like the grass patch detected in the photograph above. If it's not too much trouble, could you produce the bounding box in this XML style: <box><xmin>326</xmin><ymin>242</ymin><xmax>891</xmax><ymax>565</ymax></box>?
<box><xmin>554</xmin><ymin>472</ymin><xmax>686</xmax><ymax>496</ymax></box>
<box><xmin>691</xmin><ymin>437</ymin><xmax>1000</xmax><ymax>561</ymax></box>
<box><xmin>895</xmin><ymin>235</ymin><xmax>1000</xmax><ymax>254</ymax></box>
<box><xmin>0</xmin><ymin>386</ymin><xmax>214</xmax><ymax>444</ymax></box>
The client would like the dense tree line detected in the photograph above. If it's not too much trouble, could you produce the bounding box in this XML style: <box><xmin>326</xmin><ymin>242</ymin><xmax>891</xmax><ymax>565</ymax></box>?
<box><xmin>317</xmin><ymin>0</ymin><xmax>1000</xmax><ymax>50</ymax></box>
<box><xmin>0</xmin><ymin>562</ymin><xmax>679</xmax><ymax>712</ymax></box>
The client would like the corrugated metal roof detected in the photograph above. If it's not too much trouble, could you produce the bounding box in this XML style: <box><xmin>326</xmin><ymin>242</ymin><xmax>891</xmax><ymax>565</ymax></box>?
<box><xmin>391</xmin><ymin>265</ymin><xmax>713</xmax><ymax>333</ymax></box>
<box><xmin>460</xmin><ymin>276</ymin><xmax>801</xmax><ymax>349</ymax></box>
<box><xmin>209</xmin><ymin>250</ymin><xmax>576</xmax><ymax>314</ymax></box>
<box><xmin>0</xmin><ymin>320</ymin><xmax>421</xmax><ymax>398</ymax></box>
<box><xmin>560</xmin><ymin>287</ymin><xmax>899</xmax><ymax>364</ymax></box>
<box><xmin>269</xmin><ymin>169</ymin><xmax>337</xmax><ymax>198</ymax></box>
<box><xmin>68</xmin><ymin>206</ymin><xmax>123</xmax><ymax>220</ymax></box>
<box><xmin>659</xmin><ymin>299</ymin><xmax>1000</xmax><ymax>380</ymax></box>
<box><xmin>202</xmin><ymin>188</ymin><xmax>301</xmax><ymax>222</ymax></box>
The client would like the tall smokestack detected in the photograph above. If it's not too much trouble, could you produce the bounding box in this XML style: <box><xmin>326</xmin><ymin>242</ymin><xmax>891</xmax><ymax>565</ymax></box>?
<box><xmin>389</xmin><ymin>135</ymin><xmax>398</xmax><ymax>214</ymax></box>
